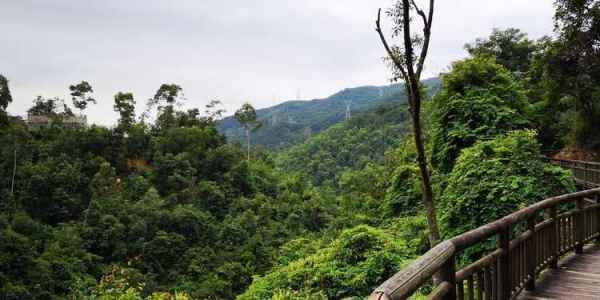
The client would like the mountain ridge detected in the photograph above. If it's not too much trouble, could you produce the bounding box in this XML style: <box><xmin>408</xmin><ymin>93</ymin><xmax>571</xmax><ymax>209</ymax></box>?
<box><xmin>218</xmin><ymin>77</ymin><xmax>441</xmax><ymax>149</ymax></box>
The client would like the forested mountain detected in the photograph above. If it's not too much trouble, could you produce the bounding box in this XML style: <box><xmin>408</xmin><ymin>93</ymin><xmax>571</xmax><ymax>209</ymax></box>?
<box><xmin>0</xmin><ymin>97</ymin><xmax>345</xmax><ymax>299</ymax></box>
<box><xmin>1</xmin><ymin>1</ymin><xmax>598</xmax><ymax>299</ymax></box>
<box><xmin>276</xmin><ymin>95</ymin><xmax>411</xmax><ymax>188</ymax></box>
<box><xmin>218</xmin><ymin>78</ymin><xmax>441</xmax><ymax>149</ymax></box>
<box><xmin>241</xmin><ymin>33</ymin><xmax>582</xmax><ymax>299</ymax></box>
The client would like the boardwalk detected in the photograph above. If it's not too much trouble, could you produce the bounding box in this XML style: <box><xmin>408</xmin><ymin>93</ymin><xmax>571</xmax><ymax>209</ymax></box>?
<box><xmin>519</xmin><ymin>245</ymin><xmax>600</xmax><ymax>300</ymax></box>
<box><xmin>368</xmin><ymin>158</ymin><xmax>600</xmax><ymax>300</ymax></box>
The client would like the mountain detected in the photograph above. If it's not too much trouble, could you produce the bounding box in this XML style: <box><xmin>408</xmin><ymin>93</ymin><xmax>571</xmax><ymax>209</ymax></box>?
<box><xmin>276</xmin><ymin>100</ymin><xmax>411</xmax><ymax>187</ymax></box>
<box><xmin>218</xmin><ymin>77</ymin><xmax>441</xmax><ymax>149</ymax></box>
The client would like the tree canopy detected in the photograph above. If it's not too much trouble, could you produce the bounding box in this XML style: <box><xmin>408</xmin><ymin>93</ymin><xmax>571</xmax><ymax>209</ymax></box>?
<box><xmin>70</xmin><ymin>81</ymin><xmax>96</xmax><ymax>112</ymax></box>
<box><xmin>0</xmin><ymin>1</ymin><xmax>597</xmax><ymax>298</ymax></box>
<box><xmin>465</xmin><ymin>28</ymin><xmax>538</xmax><ymax>74</ymax></box>
<box><xmin>0</xmin><ymin>74</ymin><xmax>12</xmax><ymax>125</ymax></box>
<box><xmin>430</xmin><ymin>56</ymin><xmax>530</xmax><ymax>172</ymax></box>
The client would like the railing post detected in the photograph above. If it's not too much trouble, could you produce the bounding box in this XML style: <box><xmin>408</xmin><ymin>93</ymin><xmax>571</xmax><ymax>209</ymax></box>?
<box><xmin>596</xmin><ymin>193</ymin><xmax>600</xmax><ymax>244</ymax></box>
<box><xmin>549</xmin><ymin>206</ymin><xmax>558</xmax><ymax>269</ymax></box>
<box><xmin>526</xmin><ymin>217</ymin><xmax>536</xmax><ymax>291</ymax></box>
<box><xmin>437</xmin><ymin>255</ymin><xmax>456</xmax><ymax>300</ymax></box>
<box><xmin>497</xmin><ymin>226</ymin><xmax>511</xmax><ymax>300</ymax></box>
<box><xmin>584</xmin><ymin>162</ymin><xmax>590</xmax><ymax>184</ymax></box>
<box><xmin>576</xmin><ymin>197</ymin><xmax>585</xmax><ymax>254</ymax></box>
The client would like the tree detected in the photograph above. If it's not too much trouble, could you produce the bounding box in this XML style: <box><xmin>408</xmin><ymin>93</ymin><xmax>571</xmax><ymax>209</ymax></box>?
<box><xmin>144</xmin><ymin>84</ymin><xmax>184</xmax><ymax>128</ymax></box>
<box><xmin>545</xmin><ymin>0</ymin><xmax>600</xmax><ymax>147</ymax></box>
<box><xmin>69</xmin><ymin>81</ymin><xmax>96</xmax><ymax>113</ymax></box>
<box><xmin>151</xmin><ymin>84</ymin><xmax>184</xmax><ymax>106</ymax></box>
<box><xmin>113</xmin><ymin>92</ymin><xmax>136</xmax><ymax>132</ymax></box>
<box><xmin>238</xmin><ymin>225</ymin><xmax>412</xmax><ymax>299</ymax></box>
<box><xmin>375</xmin><ymin>0</ymin><xmax>440</xmax><ymax>245</ymax></box>
<box><xmin>0</xmin><ymin>74</ymin><xmax>12</xmax><ymax>110</ymax></box>
<box><xmin>0</xmin><ymin>74</ymin><xmax>13</xmax><ymax>125</ymax></box>
<box><xmin>465</xmin><ymin>28</ymin><xmax>538</xmax><ymax>74</ymax></box>
<box><xmin>205</xmin><ymin>100</ymin><xmax>226</xmax><ymax>124</ymax></box>
<box><xmin>439</xmin><ymin>130</ymin><xmax>575</xmax><ymax>260</ymax></box>
<box><xmin>27</xmin><ymin>96</ymin><xmax>76</xmax><ymax>118</ymax></box>
<box><xmin>430</xmin><ymin>57</ymin><xmax>530</xmax><ymax>172</ymax></box>
<box><xmin>28</xmin><ymin>96</ymin><xmax>60</xmax><ymax>116</ymax></box>
<box><xmin>234</xmin><ymin>103</ymin><xmax>262</xmax><ymax>161</ymax></box>
<box><xmin>144</xmin><ymin>84</ymin><xmax>182</xmax><ymax>116</ymax></box>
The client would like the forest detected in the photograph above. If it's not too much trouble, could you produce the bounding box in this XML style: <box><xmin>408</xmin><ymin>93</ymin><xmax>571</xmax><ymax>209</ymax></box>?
<box><xmin>1</xmin><ymin>0</ymin><xmax>599</xmax><ymax>299</ymax></box>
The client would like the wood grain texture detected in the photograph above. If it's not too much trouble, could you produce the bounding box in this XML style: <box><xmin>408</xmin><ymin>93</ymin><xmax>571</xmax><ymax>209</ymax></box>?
<box><xmin>518</xmin><ymin>244</ymin><xmax>600</xmax><ymax>300</ymax></box>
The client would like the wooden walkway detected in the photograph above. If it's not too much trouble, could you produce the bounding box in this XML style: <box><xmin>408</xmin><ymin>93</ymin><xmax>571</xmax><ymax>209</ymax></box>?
<box><xmin>368</xmin><ymin>158</ymin><xmax>600</xmax><ymax>300</ymax></box>
<box><xmin>519</xmin><ymin>244</ymin><xmax>600</xmax><ymax>300</ymax></box>
<box><xmin>521</xmin><ymin>159</ymin><xmax>600</xmax><ymax>299</ymax></box>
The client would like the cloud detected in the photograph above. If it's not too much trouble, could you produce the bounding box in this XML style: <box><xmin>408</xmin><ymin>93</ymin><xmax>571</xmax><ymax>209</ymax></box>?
<box><xmin>1</xmin><ymin>0</ymin><xmax>554</xmax><ymax>125</ymax></box>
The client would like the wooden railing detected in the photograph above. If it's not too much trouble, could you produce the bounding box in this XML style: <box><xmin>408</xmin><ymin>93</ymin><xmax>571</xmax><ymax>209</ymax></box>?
<box><xmin>548</xmin><ymin>158</ymin><xmax>600</xmax><ymax>188</ymax></box>
<box><xmin>369</xmin><ymin>161</ymin><xmax>600</xmax><ymax>300</ymax></box>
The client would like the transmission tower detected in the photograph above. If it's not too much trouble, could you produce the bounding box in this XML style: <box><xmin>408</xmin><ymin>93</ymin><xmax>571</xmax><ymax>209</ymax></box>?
<box><xmin>345</xmin><ymin>101</ymin><xmax>351</xmax><ymax>120</ymax></box>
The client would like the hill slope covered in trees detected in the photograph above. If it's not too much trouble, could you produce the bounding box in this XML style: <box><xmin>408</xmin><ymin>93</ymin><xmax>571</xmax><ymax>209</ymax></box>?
<box><xmin>275</xmin><ymin>94</ymin><xmax>411</xmax><ymax>189</ymax></box>
<box><xmin>218</xmin><ymin>78</ymin><xmax>441</xmax><ymax>149</ymax></box>
<box><xmin>1</xmin><ymin>0</ymin><xmax>598</xmax><ymax>298</ymax></box>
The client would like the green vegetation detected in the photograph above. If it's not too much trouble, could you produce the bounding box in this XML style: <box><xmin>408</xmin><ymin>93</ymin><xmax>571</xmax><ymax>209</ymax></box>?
<box><xmin>238</xmin><ymin>225</ymin><xmax>416</xmax><ymax>300</ymax></box>
<box><xmin>70</xmin><ymin>81</ymin><xmax>96</xmax><ymax>113</ymax></box>
<box><xmin>0</xmin><ymin>74</ymin><xmax>12</xmax><ymax>126</ymax></box>
<box><xmin>546</xmin><ymin>0</ymin><xmax>600</xmax><ymax>148</ymax></box>
<box><xmin>276</xmin><ymin>102</ymin><xmax>410</xmax><ymax>188</ymax></box>
<box><xmin>430</xmin><ymin>56</ymin><xmax>530</xmax><ymax>173</ymax></box>
<box><xmin>465</xmin><ymin>28</ymin><xmax>538</xmax><ymax>74</ymax></box>
<box><xmin>234</xmin><ymin>103</ymin><xmax>263</xmax><ymax>161</ymax></box>
<box><xmin>440</xmin><ymin>130</ymin><xmax>575</xmax><ymax>260</ymax></box>
<box><xmin>0</xmin><ymin>88</ymin><xmax>342</xmax><ymax>299</ymax></box>
<box><xmin>218</xmin><ymin>78</ymin><xmax>441</xmax><ymax>150</ymax></box>
<box><xmin>0</xmin><ymin>1</ymin><xmax>598</xmax><ymax>299</ymax></box>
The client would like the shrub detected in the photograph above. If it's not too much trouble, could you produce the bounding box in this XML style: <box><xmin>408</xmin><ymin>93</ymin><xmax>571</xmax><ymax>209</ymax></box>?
<box><xmin>430</xmin><ymin>56</ymin><xmax>529</xmax><ymax>173</ymax></box>
<box><xmin>237</xmin><ymin>225</ymin><xmax>412</xmax><ymax>300</ymax></box>
<box><xmin>439</xmin><ymin>130</ymin><xmax>575</xmax><ymax>261</ymax></box>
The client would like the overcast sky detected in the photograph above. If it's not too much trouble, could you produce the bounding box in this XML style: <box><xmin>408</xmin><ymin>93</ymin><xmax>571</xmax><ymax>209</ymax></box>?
<box><xmin>2</xmin><ymin>0</ymin><xmax>555</xmax><ymax>126</ymax></box>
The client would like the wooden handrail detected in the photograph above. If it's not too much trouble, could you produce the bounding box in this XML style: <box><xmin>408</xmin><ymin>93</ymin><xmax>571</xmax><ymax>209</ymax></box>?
<box><xmin>371</xmin><ymin>241</ymin><xmax>456</xmax><ymax>299</ymax></box>
<box><xmin>548</xmin><ymin>157</ymin><xmax>600</xmax><ymax>167</ymax></box>
<box><xmin>369</xmin><ymin>184</ymin><xmax>600</xmax><ymax>300</ymax></box>
<box><xmin>548</xmin><ymin>158</ymin><xmax>600</xmax><ymax>188</ymax></box>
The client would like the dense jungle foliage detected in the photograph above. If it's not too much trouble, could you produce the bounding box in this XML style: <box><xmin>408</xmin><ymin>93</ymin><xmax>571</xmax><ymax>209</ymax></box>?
<box><xmin>0</xmin><ymin>0</ymin><xmax>598</xmax><ymax>299</ymax></box>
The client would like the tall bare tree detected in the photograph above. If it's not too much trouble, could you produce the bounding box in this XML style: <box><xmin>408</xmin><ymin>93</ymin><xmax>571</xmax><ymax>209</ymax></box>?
<box><xmin>376</xmin><ymin>0</ymin><xmax>440</xmax><ymax>245</ymax></box>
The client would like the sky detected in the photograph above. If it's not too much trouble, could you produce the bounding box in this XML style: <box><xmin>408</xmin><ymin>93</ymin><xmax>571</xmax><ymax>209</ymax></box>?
<box><xmin>2</xmin><ymin>0</ymin><xmax>556</xmax><ymax>126</ymax></box>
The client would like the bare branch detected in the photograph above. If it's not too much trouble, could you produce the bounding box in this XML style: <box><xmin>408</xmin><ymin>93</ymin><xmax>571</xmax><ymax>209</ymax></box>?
<box><xmin>402</xmin><ymin>0</ymin><xmax>416</xmax><ymax>78</ymax></box>
<box><xmin>375</xmin><ymin>8</ymin><xmax>408</xmax><ymax>81</ymax></box>
<box><xmin>411</xmin><ymin>0</ymin><xmax>428</xmax><ymax>28</ymax></box>
<box><xmin>416</xmin><ymin>0</ymin><xmax>435</xmax><ymax>78</ymax></box>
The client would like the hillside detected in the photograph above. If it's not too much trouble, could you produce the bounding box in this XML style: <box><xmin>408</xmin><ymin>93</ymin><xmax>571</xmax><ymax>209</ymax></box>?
<box><xmin>276</xmin><ymin>101</ymin><xmax>410</xmax><ymax>188</ymax></box>
<box><xmin>1</xmin><ymin>4</ymin><xmax>596</xmax><ymax>298</ymax></box>
<box><xmin>218</xmin><ymin>78</ymin><xmax>441</xmax><ymax>149</ymax></box>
